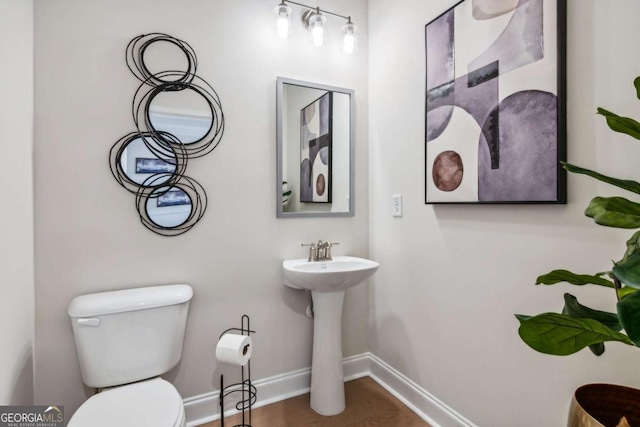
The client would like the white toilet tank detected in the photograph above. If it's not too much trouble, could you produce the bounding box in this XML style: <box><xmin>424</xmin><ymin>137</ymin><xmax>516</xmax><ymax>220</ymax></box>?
<box><xmin>68</xmin><ymin>284</ymin><xmax>193</xmax><ymax>388</ymax></box>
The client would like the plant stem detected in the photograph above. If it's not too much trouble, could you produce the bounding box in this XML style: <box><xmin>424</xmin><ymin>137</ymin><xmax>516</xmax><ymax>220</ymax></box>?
<box><xmin>614</xmin><ymin>276</ymin><xmax>622</xmax><ymax>302</ymax></box>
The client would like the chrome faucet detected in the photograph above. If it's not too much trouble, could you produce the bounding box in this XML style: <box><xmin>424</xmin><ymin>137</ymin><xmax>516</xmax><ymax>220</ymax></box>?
<box><xmin>301</xmin><ymin>240</ymin><xmax>340</xmax><ymax>262</ymax></box>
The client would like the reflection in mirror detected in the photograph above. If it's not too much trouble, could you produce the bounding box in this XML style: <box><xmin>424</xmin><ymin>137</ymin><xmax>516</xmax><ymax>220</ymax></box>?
<box><xmin>133</xmin><ymin>77</ymin><xmax>224</xmax><ymax>158</ymax></box>
<box><xmin>276</xmin><ymin>77</ymin><xmax>354</xmax><ymax>218</ymax></box>
<box><xmin>146</xmin><ymin>186</ymin><xmax>193</xmax><ymax>228</ymax></box>
<box><xmin>110</xmin><ymin>132</ymin><xmax>186</xmax><ymax>195</ymax></box>
<box><xmin>148</xmin><ymin>88</ymin><xmax>214</xmax><ymax>144</ymax></box>
<box><xmin>119</xmin><ymin>137</ymin><xmax>177</xmax><ymax>185</ymax></box>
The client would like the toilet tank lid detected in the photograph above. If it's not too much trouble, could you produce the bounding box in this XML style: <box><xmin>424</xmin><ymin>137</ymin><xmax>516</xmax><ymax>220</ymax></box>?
<box><xmin>68</xmin><ymin>284</ymin><xmax>193</xmax><ymax>317</ymax></box>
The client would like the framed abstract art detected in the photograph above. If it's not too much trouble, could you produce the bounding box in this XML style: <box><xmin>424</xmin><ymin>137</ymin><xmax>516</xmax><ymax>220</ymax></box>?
<box><xmin>300</xmin><ymin>92</ymin><xmax>333</xmax><ymax>203</ymax></box>
<box><xmin>425</xmin><ymin>0</ymin><xmax>567</xmax><ymax>204</ymax></box>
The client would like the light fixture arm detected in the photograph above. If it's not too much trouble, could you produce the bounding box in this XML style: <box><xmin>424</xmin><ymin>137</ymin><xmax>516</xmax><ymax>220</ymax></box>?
<box><xmin>282</xmin><ymin>0</ymin><xmax>351</xmax><ymax>22</ymax></box>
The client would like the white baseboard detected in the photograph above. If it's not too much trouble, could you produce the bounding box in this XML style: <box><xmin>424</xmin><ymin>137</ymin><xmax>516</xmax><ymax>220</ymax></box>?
<box><xmin>184</xmin><ymin>353</ymin><xmax>477</xmax><ymax>427</ymax></box>
<box><xmin>368</xmin><ymin>353</ymin><xmax>479</xmax><ymax>427</ymax></box>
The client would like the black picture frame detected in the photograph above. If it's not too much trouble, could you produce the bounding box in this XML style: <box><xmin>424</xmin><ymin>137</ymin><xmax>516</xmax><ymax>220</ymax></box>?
<box><xmin>156</xmin><ymin>189</ymin><xmax>192</xmax><ymax>207</ymax></box>
<box><xmin>135</xmin><ymin>157</ymin><xmax>176</xmax><ymax>174</ymax></box>
<box><xmin>424</xmin><ymin>0</ymin><xmax>567</xmax><ymax>204</ymax></box>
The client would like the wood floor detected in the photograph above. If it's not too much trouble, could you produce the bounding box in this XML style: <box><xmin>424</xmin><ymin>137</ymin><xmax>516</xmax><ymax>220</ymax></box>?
<box><xmin>201</xmin><ymin>376</ymin><xmax>431</xmax><ymax>427</ymax></box>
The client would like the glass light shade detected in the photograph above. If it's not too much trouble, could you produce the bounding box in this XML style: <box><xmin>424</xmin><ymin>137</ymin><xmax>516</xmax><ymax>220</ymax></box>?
<box><xmin>309</xmin><ymin>13</ymin><xmax>327</xmax><ymax>47</ymax></box>
<box><xmin>342</xmin><ymin>22</ymin><xmax>357</xmax><ymax>54</ymax></box>
<box><xmin>274</xmin><ymin>4</ymin><xmax>293</xmax><ymax>39</ymax></box>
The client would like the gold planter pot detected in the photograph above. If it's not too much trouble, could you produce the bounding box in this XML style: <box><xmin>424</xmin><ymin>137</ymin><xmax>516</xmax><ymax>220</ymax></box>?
<box><xmin>568</xmin><ymin>384</ymin><xmax>640</xmax><ymax>427</ymax></box>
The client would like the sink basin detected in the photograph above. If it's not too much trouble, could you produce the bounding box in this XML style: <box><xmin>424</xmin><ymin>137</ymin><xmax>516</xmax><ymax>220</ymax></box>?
<box><xmin>283</xmin><ymin>256</ymin><xmax>379</xmax><ymax>293</ymax></box>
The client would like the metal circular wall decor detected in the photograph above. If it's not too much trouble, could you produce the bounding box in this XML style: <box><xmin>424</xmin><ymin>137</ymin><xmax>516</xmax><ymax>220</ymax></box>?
<box><xmin>132</xmin><ymin>73</ymin><xmax>225</xmax><ymax>158</ymax></box>
<box><xmin>135</xmin><ymin>175</ymin><xmax>207</xmax><ymax>237</ymax></box>
<box><xmin>110</xmin><ymin>33</ymin><xmax>224</xmax><ymax>236</ymax></box>
<box><xmin>109</xmin><ymin>131</ymin><xmax>188</xmax><ymax>193</ymax></box>
<box><xmin>126</xmin><ymin>33</ymin><xmax>198</xmax><ymax>86</ymax></box>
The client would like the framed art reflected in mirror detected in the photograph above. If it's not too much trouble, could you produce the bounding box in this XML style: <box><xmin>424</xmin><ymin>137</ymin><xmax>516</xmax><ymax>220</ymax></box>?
<box><xmin>276</xmin><ymin>77</ymin><xmax>354</xmax><ymax>218</ymax></box>
<box><xmin>300</xmin><ymin>91</ymin><xmax>332</xmax><ymax>204</ymax></box>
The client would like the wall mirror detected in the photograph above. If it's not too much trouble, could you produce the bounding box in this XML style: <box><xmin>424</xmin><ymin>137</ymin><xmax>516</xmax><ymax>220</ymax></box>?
<box><xmin>276</xmin><ymin>77</ymin><xmax>354</xmax><ymax>218</ymax></box>
<box><xmin>110</xmin><ymin>33</ymin><xmax>223</xmax><ymax>236</ymax></box>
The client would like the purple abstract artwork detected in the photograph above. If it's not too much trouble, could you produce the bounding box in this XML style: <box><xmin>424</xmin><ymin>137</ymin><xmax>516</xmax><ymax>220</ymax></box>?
<box><xmin>433</xmin><ymin>151</ymin><xmax>464</xmax><ymax>192</ymax></box>
<box><xmin>427</xmin><ymin>61</ymin><xmax>500</xmax><ymax>169</ymax></box>
<box><xmin>300</xmin><ymin>92</ymin><xmax>332</xmax><ymax>203</ymax></box>
<box><xmin>426</xmin><ymin>10</ymin><xmax>455</xmax><ymax>142</ymax></box>
<box><xmin>469</xmin><ymin>0</ymin><xmax>544</xmax><ymax>78</ymax></box>
<box><xmin>478</xmin><ymin>91</ymin><xmax>558</xmax><ymax>201</ymax></box>
<box><xmin>425</xmin><ymin>0</ymin><xmax>565</xmax><ymax>204</ymax></box>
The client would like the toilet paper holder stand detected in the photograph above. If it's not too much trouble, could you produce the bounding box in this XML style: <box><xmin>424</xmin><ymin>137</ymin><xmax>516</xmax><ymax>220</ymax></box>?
<box><xmin>219</xmin><ymin>314</ymin><xmax>257</xmax><ymax>427</ymax></box>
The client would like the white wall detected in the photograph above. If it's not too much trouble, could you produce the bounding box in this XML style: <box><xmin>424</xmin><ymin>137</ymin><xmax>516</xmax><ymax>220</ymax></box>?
<box><xmin>0</xmin><ymin>0</ymin><xmax>35</xmax><ymax>406</ymax></box>
<box><xmin>33</xmin><ymin>0</ymin><xmax>368</xmax><ymax>416</ymax></box>
<box><xmin>369</xmin><ymin>1</ymin><xmax>640</xmax><ymax>426</ymax></box>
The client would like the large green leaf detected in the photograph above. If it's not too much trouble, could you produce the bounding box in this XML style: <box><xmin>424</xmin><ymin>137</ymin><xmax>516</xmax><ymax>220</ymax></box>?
<box><xmin>562</xmin><ymin>293</ymin><xmax>622</xmax><ymax>331</ymax></box>
<box><xmin>536</xmin><ymin>270</ymin><xmax>614</xmax><ymax>288</ymax></box>
<box><xmin>613</xmin><ymin>251</ymin><xmax>640</xmax><ymax>290</ymax></box>
<box><xmin>585</xmin><ymin>197</ymin><xmax>640</xmax><ymax>229</ymax></box>
<box><xmin>584</xmin><ymin>342</ymin><xmax>605</xmax><ymax>356</ymax></box>
<box><xmin>561</xmin><ymin>162</ymin><xmax>640</xmax><ymax>194</ymax></box>
<box><xmin>515</xmin><ymin>313</ymin><xmax>634</xmax><ymax>356</ymax></box>
<box><xmin>621</xmin><ymin>230</ymin><xmax>640</xmax><ymax>262</ymax></box>
<box><xmin>635</xmin><ymin>76</ymin><xmax>640</xmax><ymax>100</ymax></box>
<box><xmin>597</xmin><ymin>108</ymin><xmax>640</xmax><ymax>140</ymax></box>
<box><xmin>537</xmin><ymin>269</ymin><xmax>635</xmax><ymax>299</ymax></box>
<box><xmin>617</xmin><ymin>291</ymin><xmax>640</xmax><ymax>346</ymax></box>
<box><xmin>562</xmin><ymin>293</ymin><xmax>621</xmax><ymax>356</ymax></box>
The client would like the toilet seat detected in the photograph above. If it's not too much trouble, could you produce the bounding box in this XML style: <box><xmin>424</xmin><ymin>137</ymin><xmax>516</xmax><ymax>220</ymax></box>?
<box><xmin>68</xmin><ymin>378</ymin><xmax>185</xmax><ymax>427</ymax></box>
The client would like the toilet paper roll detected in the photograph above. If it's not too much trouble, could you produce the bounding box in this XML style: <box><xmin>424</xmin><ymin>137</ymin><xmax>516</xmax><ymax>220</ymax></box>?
<box><xmin>216</xmin><ymin>334</ymin><xmax>252</xmax><ymax>366</ymax></box>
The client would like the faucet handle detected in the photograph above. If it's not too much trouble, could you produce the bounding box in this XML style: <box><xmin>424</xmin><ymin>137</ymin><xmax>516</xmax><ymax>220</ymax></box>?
<box><xmin>301</xmin><ymin>242</ymin><xmax>317</xmax><ymax>261</ymax></box>
<box><xmin>325</xmin><ymin>242</ymin><xmax>340</xmax><ymax>260</ymax></box>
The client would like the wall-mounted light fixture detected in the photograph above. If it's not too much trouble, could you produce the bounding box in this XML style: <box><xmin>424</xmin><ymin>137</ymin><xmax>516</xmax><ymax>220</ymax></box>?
<box><xmin>274</xmin><ymin>0</ymin><xmax>357</xmax><ymax>54</ymax></box>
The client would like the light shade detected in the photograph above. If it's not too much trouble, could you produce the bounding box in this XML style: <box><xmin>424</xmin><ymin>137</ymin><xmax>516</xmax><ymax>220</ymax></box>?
<box><xmin>308</xmin><ymin>12</ymin><xmax>327</xmax><ymax>47</ymax></box>
<box><xmin>341</xmin><ymin>21</ymin><xmax>357</xmax><ymax>54</ymax></box>
<box><xmin>274</xmin><ymin>3</ymin><xmax>293</xmax><ymax>39</ymax></box>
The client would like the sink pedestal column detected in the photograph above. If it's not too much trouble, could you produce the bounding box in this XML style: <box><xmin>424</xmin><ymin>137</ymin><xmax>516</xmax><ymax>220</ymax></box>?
<box><xmin>310</xmin><ymin>290</ymin><xmax>346</xmax><ymax>416</ymax></box>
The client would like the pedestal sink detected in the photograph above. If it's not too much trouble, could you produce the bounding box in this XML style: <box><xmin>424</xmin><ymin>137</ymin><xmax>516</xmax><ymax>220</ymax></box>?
<box><xmin>283</xmin><ymin>256</ymin><xmax>379</xmax><ymax>416</ymax></box>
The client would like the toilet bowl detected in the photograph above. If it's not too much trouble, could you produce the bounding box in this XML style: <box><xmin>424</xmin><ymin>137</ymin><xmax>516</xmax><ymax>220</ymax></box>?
<box><xmin>68</xmin><ymin>378</ymin><xmax>186</xmax><ymax>427</ymax></box>
<box><xmin>67</xmin><ymin>284</ymin><xmax>193</xmax><ymax>427</ymax></box>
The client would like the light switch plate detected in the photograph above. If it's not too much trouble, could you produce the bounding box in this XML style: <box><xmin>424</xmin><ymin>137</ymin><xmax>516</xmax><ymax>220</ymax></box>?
<box><xmin>392</xmin><ymin>194</ymin><xmax>403</xmax><ymax>217</ymax></box>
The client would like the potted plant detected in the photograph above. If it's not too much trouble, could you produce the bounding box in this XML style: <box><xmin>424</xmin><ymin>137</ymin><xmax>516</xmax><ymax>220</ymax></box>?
<box><xmin>515</xmin><ymin>76</ymin><xmax>640</xmax><ymax>427</ymax></box>
<box><xmin>282</xmin><ymin>181</ymin><xmax>292</xmax><ymax>208</ymax></box>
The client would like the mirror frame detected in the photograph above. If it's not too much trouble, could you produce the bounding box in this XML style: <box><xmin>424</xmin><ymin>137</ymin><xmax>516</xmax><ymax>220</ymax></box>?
<box><xmin>276</xmin><ymin>77</ymin><xmax>355</xmax><ymax>218</ymax></box>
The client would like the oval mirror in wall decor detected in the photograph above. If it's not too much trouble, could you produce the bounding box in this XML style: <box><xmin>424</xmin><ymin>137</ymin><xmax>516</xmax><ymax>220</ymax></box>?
<box><xmin>109</xmin><ymin>33</ymin><xmax>224</xmax><ymax>236</ymax></box>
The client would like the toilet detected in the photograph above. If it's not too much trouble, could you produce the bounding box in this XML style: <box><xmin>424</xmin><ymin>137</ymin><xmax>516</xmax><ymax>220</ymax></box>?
<box><xmin>66</xmin><ymin>284</ymin><xmax>193</xmax><ymax>427</ymax></box>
